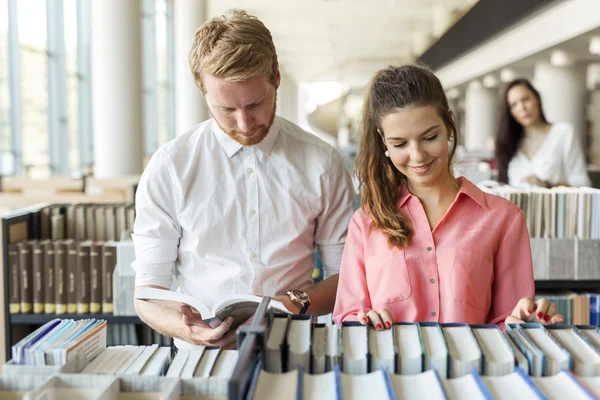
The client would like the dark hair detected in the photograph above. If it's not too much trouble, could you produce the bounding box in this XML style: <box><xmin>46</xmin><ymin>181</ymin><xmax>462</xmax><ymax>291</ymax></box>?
<box><xmin>495</xmin><ymin>79</ymin><xmax>548</xmax><ymax>183</ymax></box>
<box><xmin>356</xmin><ymin>64</ymin><xmax>457</xmax><ymax>249</ymax></box>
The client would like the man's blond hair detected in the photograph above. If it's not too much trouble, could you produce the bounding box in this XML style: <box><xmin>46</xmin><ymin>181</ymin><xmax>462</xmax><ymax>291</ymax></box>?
<box><xmin>189</xmin><ymin>9</ymin><xmax>278</xmax><ymax>92</ymax></box>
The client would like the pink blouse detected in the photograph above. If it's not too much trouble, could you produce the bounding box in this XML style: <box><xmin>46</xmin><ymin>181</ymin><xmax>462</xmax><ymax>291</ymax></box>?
<box><xmin>333</xmin><ymin>177</ymin><xmax>535</xmax><ymax>330</ymax></box>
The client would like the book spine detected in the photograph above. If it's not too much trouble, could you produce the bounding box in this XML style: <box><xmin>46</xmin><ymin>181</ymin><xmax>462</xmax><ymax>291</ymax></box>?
<box><xmin>89</xmin><ymin>244</ymin><xmax>102</xmax><ymax>313</ymax></box>
<box><xmin>77</xmin><ymin>244</ymin><xmax>91</xmax><ymax>314</ymax></box>
<box><xmin>44</xmin><ymin>242</ymin><xmax>56</xmax><ymax>314</ymax></box>
<box><xmin>18</xmin><ymin>242</ymin><xmax>33</xmax><ymax>314</ymax></box>
<box><xmin>8</xmin><ymin>244</ymin><xmax>20</xmax><ymax>314</ymax></box>
<box><xmin>32</xmin><ymin>242</ymin><xmax>45</xmax><ymax>314</ymax></box>
<box><xmin>102</xmin><ymin>245</ymin><xmax>116</xmax><ymax>314</ymax></box>
<box><xmin>54</xmin><ymin>242</ymin><xmax>67</xmax><ymax>314</ymax></box>
<box><xmin>67</xmin><ymin>242</ymin><xmax>79</xmax><ymax>313</ymax></box>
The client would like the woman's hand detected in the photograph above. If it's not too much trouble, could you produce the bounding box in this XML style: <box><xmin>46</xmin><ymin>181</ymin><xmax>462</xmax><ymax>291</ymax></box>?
<box><xmin>357</xmin><ymin>309</ymin><xmax>393</xmax><ymax>330</ymax></box>
<box><xmin>506</xmin><ymin>297</ymin><xmax>565</xmax><ymax>325</ymax></box>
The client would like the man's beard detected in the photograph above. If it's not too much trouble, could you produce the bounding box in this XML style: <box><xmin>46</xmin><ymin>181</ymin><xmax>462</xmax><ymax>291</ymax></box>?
<box><xmin>217</xmin><ymin>94</ymin><xmax>277</xmax><ymax>146</ymax></box>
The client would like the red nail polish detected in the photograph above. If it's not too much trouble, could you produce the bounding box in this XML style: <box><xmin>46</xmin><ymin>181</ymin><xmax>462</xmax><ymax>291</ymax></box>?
<box><xmin>376</xmin><ymin>324</ymin><xmax>383</xmax><ymax>330</ymax></box>
<box><xmin>527</xmin><ymin>309</ymin><xmax>532</xmax><ymax>315</ymax></box>
<box><xmin>543</xmin><ymin>315</ymin><xmax>549</xmax><ymax>322</ymax></box>
<box><xmin>537</xmin><ymin>312</ymin><xmax>543</xmax><ymax>319</ymax></box>
<box><xmin>385</xmin><ymin>321</ymin><xmax>391</xmax><ymax>328</ymax></box>
<box><xmin>362</xmin><ymin>318</ymin><xmax>368</xmax><ymax>323</ymax></box>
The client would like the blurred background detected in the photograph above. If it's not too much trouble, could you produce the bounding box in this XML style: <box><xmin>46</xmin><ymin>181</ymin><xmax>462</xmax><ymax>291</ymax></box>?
<box><xmin>1</xmin><ymin>0</ymin><xmax>600</xmax><ymax>188</ymax></box>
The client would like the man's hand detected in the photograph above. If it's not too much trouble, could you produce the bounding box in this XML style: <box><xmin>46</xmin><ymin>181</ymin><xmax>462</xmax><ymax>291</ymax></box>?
<box><xmin>506</xmin><ymin>297</ymin><xmax>565</xmax><ymax>325</ymax></box>
<box><xmin>522</xmin><ymin>175</ymin><xmax>550</xmax><ymax>188</ymax></box>
<box><xmin>179</xmin><ymin>305</ymin><xmax>237</xmax><ymax>349</ymax></box>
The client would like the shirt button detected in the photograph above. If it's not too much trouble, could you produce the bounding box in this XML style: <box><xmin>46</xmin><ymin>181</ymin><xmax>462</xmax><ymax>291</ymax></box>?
<box><xmin>431</xmin><ymin>311</ymin><xmax>436</xmax><ymax>317</ymax></box>
<box><xmin>251</xmin><ymin>253</ymin><xmax>257</xmax><ymax>259</ymax></box>
<box><xmin>430</xmin><ymin>278</ymin><xmax>435</xmax><ymax>284</ymax></box>
<box><xmin>427</xmin><ymin>246</ymin><xmax>432</xmax><ymax>251</ymax></box>
<box><xmin>247</xmin><ymin>168</ymin><xmax>254</xmax><ymax>173</ymax></box>
<box><xmin>249</xmin><ymin>209</ymin><xmax>256</xmax><ymax>215</ymax></box>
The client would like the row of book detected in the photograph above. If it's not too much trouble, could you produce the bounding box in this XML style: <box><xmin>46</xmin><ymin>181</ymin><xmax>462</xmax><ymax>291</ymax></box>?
<box><xmin>0</xmin><ymin>374</ymin><xmax>228</xmax><ymax>399</ymax></box>
<box><xmin>535</xmin><ymin>291</ymin><xmax>600</xmax><ymax>325</ymax></box>
<box><xmin>34</xmin><ymin>202</ymin><xmax>135</xmax><ymax>242</ymax></box>
<box><xmin>7</xmin><ymin>239</ymin><xmax>135</xmax><ymax>315</ymax></box>
<box><xmin>263</xmin><ymin>316</ymin><xmax>600</xmax><ymax>378</ymax></box>
<box><xmin>530</xmin><ymin>238</ymin><xmax>600</xmax><ymax>280</ymax></box>
<box><xmin>480</xmin><ymin>185</ymin><xmax>600</xmax><ymax>239</ymax></box>
<box><xmin>249</xmin><ymin>366</ymin><xmax>598</xmax><ymax>400</ymax></box>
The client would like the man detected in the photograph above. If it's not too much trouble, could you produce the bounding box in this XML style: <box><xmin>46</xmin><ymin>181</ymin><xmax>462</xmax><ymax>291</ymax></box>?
<box><xmin>132</xmin><ymin>9</ymin><xmax>355</xmax><ymax>349</ymax></box>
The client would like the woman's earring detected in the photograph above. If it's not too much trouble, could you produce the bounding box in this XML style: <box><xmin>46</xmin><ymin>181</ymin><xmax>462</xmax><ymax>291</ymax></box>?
<box><xmin>385</xmin><ymin>150</ymin><xmax>390</xmax><ymax>157</ymax></box>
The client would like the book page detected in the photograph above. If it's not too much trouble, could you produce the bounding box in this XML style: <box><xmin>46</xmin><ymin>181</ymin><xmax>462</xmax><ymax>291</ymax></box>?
<box><xmin>251</xmin><ymin>369</ymin><xmax>298</xmax><ymax>400</ymax></box>
<box><xmin>532</xmin><ymin>371</ymin><xmax>593</xmax><ymax>400</ymax></box>
<box><xmin>392</xmin><ymin>370</ymin><xmax>446</xmax><ymax>399</ymax></box>
<box><xmin>442</xmin><ymin>373</ymin><xmax>487</xmax><ymax>400</ymax></box>
<box><xmin>303</xmin><ymin>370</ymin><xmax>337</xmax><ymax>400</ymax></box>
<box><xmin>483</xmin><ymin>372</ymin><xmax>542</xmax><ymax>400</ymax></box>
<box><xmin>340</xmin><ymin>370</ymin><xmax>392</xmax><ymax>400</ymax></box>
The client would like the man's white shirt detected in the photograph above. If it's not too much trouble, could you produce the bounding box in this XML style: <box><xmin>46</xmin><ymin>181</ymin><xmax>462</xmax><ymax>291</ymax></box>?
<box><xmin>132</xmin><ymin>116</ymin><xmax>355</xmax><ymax>344</ymax></box>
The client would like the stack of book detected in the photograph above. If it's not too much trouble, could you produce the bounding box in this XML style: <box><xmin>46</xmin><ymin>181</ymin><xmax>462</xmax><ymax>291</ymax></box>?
<box><xmin>535</xmin><ymin>291</ymin><xmax>600</xmax><ymax>325</ymax></box>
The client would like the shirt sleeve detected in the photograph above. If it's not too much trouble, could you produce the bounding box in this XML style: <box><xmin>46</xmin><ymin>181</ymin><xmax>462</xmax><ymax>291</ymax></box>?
<box><xmin>332</xmin><ymin>215</ymin><xmax>373</xmax><ymax>324</ymax></box>
<box><xmin>315</xmin><ymin>149</ymin><xmax>356</xmax><ymax>247</ymax></box>
<box><xmin>487</xmin><ymin>209</ymin><xmax>535</xmax><ymax>330</ymax></box>
<box><xmin>132</xmin><ymin>149</ymin><xmax>182</xmax><ymax>289</ymax></box>
<box><xmin>563</xmin><ymin>124</ymin><xmax>591</xmax><ymax>187</ymax></box>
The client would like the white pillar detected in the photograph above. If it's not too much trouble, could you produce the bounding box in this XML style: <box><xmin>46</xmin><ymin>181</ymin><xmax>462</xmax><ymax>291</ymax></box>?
<box><xmin>174</xmin><ymin>0</ymin><xmax>208</xmax><ymax>135</ymax></box>
<box><xmin>588</xmin><ymin>63</ymin><xmax>600</xmax><ymax>166</ymax></box>
<box><xmin>92</xmin><ymin>0</ymin><xmax>144</xmax><ymax>179</ymax></box>
<box><xmin>464</xmin><ymin>80</ymin><xmax>499</xmax><ymax>152</ymax></box>
<box><xmin>276</xmin><ymin>71</ymin><xmax>298</xmax><ymax>124</ymax></box>
<box><xmin>534</xmin><ymin>61</ymin><xmax>588</xmax><ymax>147</ymax></box>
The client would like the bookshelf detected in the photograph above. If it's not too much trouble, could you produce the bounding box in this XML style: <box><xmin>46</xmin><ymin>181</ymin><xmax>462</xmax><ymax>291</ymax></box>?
<box><xmin>535</xmin><ymin>280</ymin><xmax>600</xmax><ymax>291</ymax></box>
<box><xmin>10</xmin><ymin>314</ymin><xmax>142</xmax><ymax>325</ymax></box>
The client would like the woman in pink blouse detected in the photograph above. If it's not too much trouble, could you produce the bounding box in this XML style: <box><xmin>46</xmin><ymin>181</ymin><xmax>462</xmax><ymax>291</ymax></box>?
<box><xmin>332</xmin><ymin>64</ymin><xmax>564</xmax><ymax>331</ymax></box>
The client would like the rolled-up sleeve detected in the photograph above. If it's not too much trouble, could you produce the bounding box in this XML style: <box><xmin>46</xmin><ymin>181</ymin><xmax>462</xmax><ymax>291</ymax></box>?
<box><xmin>487</xmin><ymin>210</ymin><xmax>535</xmax><ymax>330</ymax></box>
<box><xmin>332</xmin><ymin>215</ymin><xmax>372</xmax><ymax>324</ymax></box>
<box><xmin>315</xmin><ymin>149</ymin><xmax>356</xmax><ymax>277</ymax></box>
<box><xmin>132</xmin><ymin>149</ymin><xmax>182</xmax><ymax>289</ymax></box>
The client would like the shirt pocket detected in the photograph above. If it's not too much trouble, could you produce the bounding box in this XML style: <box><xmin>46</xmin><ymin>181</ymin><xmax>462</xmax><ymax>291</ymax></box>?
<box><xmin>450</xmin><ymin>248</ymin><xmax>493</xmax><ymax>309</ymax></box>
<box><xmin>364</xmin><ymin>253</ymin><xmax>412</xmax><ymax>306</ymax></box>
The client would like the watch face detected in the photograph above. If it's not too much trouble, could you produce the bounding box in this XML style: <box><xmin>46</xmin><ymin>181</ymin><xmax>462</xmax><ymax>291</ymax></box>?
<box><xmin>293</xmin><ymin>289</ymin><xmax>309</xmax><ymax>302</ymax></box>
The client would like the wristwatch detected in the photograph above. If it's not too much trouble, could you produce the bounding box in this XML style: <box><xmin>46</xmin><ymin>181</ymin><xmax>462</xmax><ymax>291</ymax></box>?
<box><xmin>286</xmin><ymin>289</ymin><xmax>311</xmax><ymax>314</ymax></box>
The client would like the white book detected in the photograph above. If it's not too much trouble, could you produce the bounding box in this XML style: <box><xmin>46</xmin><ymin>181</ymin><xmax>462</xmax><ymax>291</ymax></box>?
<box><xmin>392</xmin><ymin>370</ymin><xmax>446</xmax><ymax>399</ymax></box>
<box><xmin>342</xmin><ymin>324</ymin><xmax>368</xmax><ymax>375</ymax></box>
<box><xmin>140</xmin><ymin>347</ymin><xmax>171</xmax><ymax>376</ymax></box>
<box><xmin>80</xmin><ymin>346</ymin><xmax>118</xmax><ymax>374</ymax></box>
<box><xmin>303</xmin><ymin>369</ymin><xmax>337</xmax><ymax>400</ymax></box>
<box><xmin>523</xmin><ymin>327</ymin><xmax>570</xmax><ymax>376</ymax></box>
<box><xmin>115</xmin><ymin>346</ymin><xmax>146</xmax><ymax>375</ymax></box>
<box><xmin>311</xmin><ymin>325</ymin><xmax>327</xmax><ymax>374</ymax></box>
<box><xmin>579</xmin><ymin>328</ymin><xmax>600</xmax><ymax>349</ymax></box>
<box><xmin>166</xmin><ymin>348</ymin><xmax>190</xmax><ymax>377</ymax></box>
<box><xmin>92</xmin><ymin>346</ymin><xmax>123</xmax><ymax>374</ymax></box>
<box><xmin>324</xmin><ymin>324</ymin><xmax>339</xmax><ymax>372</ymax></box>
<box><xmin>251</xmin><ymin>369</ymin><xmax>298</xmax><ymax>400</ymax></box>
<box><xmin>442</xmin><ymin>325</ymin><xmax>482</xmax><ymax>378</ymax></box>
<box><xmin>124</xmin><ymin>344</ymin><xmax>159</xmax><ymax>375</ymax></box>
<box><xmin>482</xmin><ymin>370</ymin><xmax>544</xmax><ymax>400</ymax></box>
<box><xmin>548</xmin><ymin>328</ymin><xmax>600</xmax><ymax>377</ymax></box>
<box><xmin>368</xmin><ymin>326</ymin><xmax>395</xmax><ymax>372</ymax></box>
<box><xmin>265</xmin><ymin>316</ymin><xmax>289</xmax><ymax>373</ymax></box>
<box><xmin>109</xmin><ymin>346</ymin><xmax>139</xmax><ymax>374</ymax></box>
<box><xmin>135</xmin><ymin>287</ymin><xmax>291</xmax><ymax>332</ymax></box>
<box><xmin>442</xmin><ymin>372</ymin><xmax>488</xmax><ymax>400</ymax></box>
<box><xmin>194</xmin><ymin>348</ymin><xmax>220</xmax><ymax>377</ymax></box>
<box><xmin>420</xmin><ymin>324</ymin><xmax>448</xmax><ymax>378</ymax></box>
<box><xmin>577</xmin><ymin>377</ymin><xmax>600</xmax><ymax>398</ymax></box>
<box><xmin>340</xmin><ymin>370</ymin><xmax>394</xmax><ymax>400</ymax></box>
<box><xmin>509</xmin><ymin>328</ymin><xmax>543</xmax><ymax>377</ymax></box>
<box><xmin>180</xmin><ymin>348</ymin><xmax>204</xmax><ymax>378</ymax></box>
<box><xmin>532</xmin><ymin>370</ymin><xmax>596</xmax><ymax>400</ymax></box>
<box><xmin>287</xmin><ymin>317</ymin><xmax>311</xmax><ymax>371</ymax></box>
<box><xmin>504</xmin><ymin>332</ymin><xmax>529</xmax><ymax>375</ymax></box>
<box><xmin>394</xmin><ymin>324</ymin><xmax>423</xmax><ymax>375</ymax></box>
<box><xmin>210</xmin><ymin>349</ymin><xmax>238</xmax><ymax>378</ymax></box>
<box><xmin>472</xmin><ymin>326</ymin><xmax>514</xmax><ymax>376</ymax></box>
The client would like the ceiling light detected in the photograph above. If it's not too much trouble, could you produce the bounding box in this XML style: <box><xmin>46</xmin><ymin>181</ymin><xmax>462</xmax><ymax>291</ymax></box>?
<box><xmin>482</xmin><ymin>74</ymin><xmax>499</xmax><ymax>88</ymax></box>
<box><xmin>590</xmin><ymin>36</ymin><xmax>600</xmax><ymax>55</ymax></box>
<box><xmin>500</xmin><ymin>68</ymin><xmax>516</xmax><ymax>83</ymax></box>
<box><xmin>550</xmin><ymin>49</ymin><xmax>576</xmax><ymax>67</ymax></box>
<box><xmin>446</xmin><ymin>88</ymin><xmax>460</xmax><ymax>99</ymax></box>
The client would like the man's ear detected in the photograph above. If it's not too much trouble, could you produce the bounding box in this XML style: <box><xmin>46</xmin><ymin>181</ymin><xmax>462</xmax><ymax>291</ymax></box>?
<box><xmin>275</xmin><ymin>68</ymin><xmax>281</xmax><ymax>90</ymax></box>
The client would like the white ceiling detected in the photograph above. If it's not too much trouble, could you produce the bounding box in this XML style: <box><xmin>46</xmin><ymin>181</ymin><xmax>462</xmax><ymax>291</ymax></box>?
<box><xmin>208</xmin><ymin>0</ymin><xmax>478</xmax><ymax>87</ymax></box>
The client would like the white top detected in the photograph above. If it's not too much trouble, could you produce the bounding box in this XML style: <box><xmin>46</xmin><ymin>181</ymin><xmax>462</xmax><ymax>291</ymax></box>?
<box><xmin>132</xmin><ymin>116</ymin><xmax>355</xmax><ymax>313</ymax></box>
<box><xmin>508</xmin><ymin>123</ymin><xmax>591</xmax><ymax>188</ymax></box>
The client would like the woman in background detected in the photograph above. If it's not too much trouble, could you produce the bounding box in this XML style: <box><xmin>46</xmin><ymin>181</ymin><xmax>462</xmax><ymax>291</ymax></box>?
<box><xmin>495</xmin><ymin>78</ymin><xmax>590</xmax><ymax>188</ymax></box>
<box><xmin>332</xmin><ymin>65</ymin><xmax>563</xmax><ymax>330</ymax></box>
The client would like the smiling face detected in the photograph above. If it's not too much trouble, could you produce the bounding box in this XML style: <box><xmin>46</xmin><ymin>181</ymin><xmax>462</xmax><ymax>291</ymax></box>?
<box><xmin>507</xmin><ymin>84</ymin><xmax>542</xmax><ymax>127</ymax></box>
<box><xmin>380</xmin><ymin>105</ymin><xmax>453</xmax><ymax>190</ymax></box>
<box><xmin>203</xmin><ymin>73</ymin><xmax>279</xmax><ymax>146</ymax></box>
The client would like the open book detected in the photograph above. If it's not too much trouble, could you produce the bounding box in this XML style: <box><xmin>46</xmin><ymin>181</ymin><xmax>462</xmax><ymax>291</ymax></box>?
<box><xmin>135</xmin><ymin>287</ymin><xmax>291</xmax><ymax>331</ymax></box>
